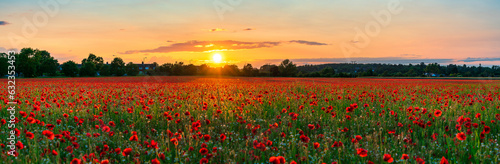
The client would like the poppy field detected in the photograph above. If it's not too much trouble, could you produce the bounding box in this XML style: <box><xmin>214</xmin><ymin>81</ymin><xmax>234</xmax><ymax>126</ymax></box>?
<box><xmin>1</xmin><ymin>77</ymin><xmax>499</xmax><ymax>164</ymax></box>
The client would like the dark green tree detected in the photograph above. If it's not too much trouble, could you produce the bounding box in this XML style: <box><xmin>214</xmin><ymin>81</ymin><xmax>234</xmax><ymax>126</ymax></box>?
<box><xmin>79</xmin><ymin>54</ymin><xmax>104</xmax><ymax>76</ymax></box>
<box><xmin>259</xmin><ymin>64</ymin><xmax>279</xmax><ymax>76</ymax></box>
<box><xmin>17</xmin><ymin>48</ymin><xmax>38</xmax><ymax>77</ymax></box>
<box><xmin>278</xmin><ymin>59</ymin><xmax>297</xmax><ymax>77</ymax></box>
<box><xmin>82</xmin><ymin>53</ymin><xmax>104</xmax><ymax>71</ymax></box>
<box><xmin>157</xmin><ymin>63</ymin><xmax>173</xmax><ymax>75</ymax></box>
<box><xmin>99</xmin><ymin>64</ymin><xmax>111</xmax><ymax>76</ymax></box>
<box><xmin>183</xmin><ymin>64</ymin><xmax>197</xmax><ymax>76</ymax></box>
<box><xmin>125</xmin><ymin>62</ymin><xmax>139</xmax><ymax>76</ymax></box>
<box><xmin>243</xmin><ymin>63</ymin><xmax>255</xmax><ymax>76</ymax></box>
<box><xmin>80</xmin><ymin>61</ymin><xmax>96</xmax><ymax>76</ymax></box>
<box><xmin>320</xmin><ymin>66</ymin><xmax>335</xmax><ymax>77</ymax></box>
<box><xmin>222</xmin><ymin>64</ymin><xmax>240</xmax><ymax>76</ymax></box>
<box><xmin>270</xmin><ymin>65</ymin><xmax>280</xmax><ymax>77</ymax></box>
<box><xmin>61</xmin><ymin>60</ymin><xmax>79</xmax><ymax>77</ymax></box>
<box><xmin>36</xmin><ymin>50</ymin><xmax>59</xmax><ymax>76</ymax></box>
<box><xmin>172</xmin><ymin>62</ymin><xmax>184</xmax><ymax>75</ymax></box>
<box><xmin>111</xmin><ymin>57</ymin><xmax>126</xmax><ymax>76</ymax></box>
<box><xmin>424</xmin><ymin>63</ymin><xmax>440</xmax><ymax>76</ymax></box>
<box><xmin>0</xmin><ymin>53</ymin><xmax>9</xmax><ymax>77</ymax></box>
<box><xmin>198</xmin><ymin>64</ymin><xmax>210</xmax><ymax>75</ymax></box>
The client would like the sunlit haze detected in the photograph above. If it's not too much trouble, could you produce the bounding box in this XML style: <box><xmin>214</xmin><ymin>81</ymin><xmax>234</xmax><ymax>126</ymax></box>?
<box><xmin>1</xmin><ymin>0</ymin><xmax>499</xmax><ymax>67</ymax></box>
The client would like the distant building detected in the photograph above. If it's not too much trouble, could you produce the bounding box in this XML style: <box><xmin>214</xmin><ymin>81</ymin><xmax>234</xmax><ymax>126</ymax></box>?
<box><xmin>137</xmin><ymin>62</ymin><xmax>156</xmax><ymax>74</ymax></box>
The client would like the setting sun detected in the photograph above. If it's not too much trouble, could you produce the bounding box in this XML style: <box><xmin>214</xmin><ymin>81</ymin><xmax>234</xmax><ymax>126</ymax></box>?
<box><xmin>213</xmin><ymin>53</ymin><xmax>222</xmax><ymax>63</ymax></box>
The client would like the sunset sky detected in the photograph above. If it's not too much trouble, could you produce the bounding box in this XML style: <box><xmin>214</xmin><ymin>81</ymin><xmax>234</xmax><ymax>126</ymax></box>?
<box><xmin>1</xmin><ymin>0</ymin><xmax>499</xmax><ymax>67</ymax></box>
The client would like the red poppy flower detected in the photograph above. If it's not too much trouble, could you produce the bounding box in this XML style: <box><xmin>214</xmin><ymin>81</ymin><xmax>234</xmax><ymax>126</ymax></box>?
<box><xmin>203</xmin><ymin>135</ymin><xmax>211</xmax><ymax>142</ymax></box>
<box><xmin>220</xmin><ymin>134</ymin><xmax>226</xmax><ymax>142</ymax></box>
<box><xmin>269</xmin><ymin>156</ymin><xmax>280</xmax><ymax>164</ymax></box>
<box><xmin>26</xmin><ymin>132</ymin><xmax>34</xmax><ymax>139</ymax></box>
<box><xmin>159</xmin><ymin>153</ymin><xmax>166</xmax><ymax>160</ymax></box>
<box><xmin>313</xmin><ymin>142</ymin><xmax>320</xmax><ymax>149</ymax></box>
<box><xmin>151</xmin><ymin>158</ymin><xmax>160</xmax><ymax>164</ymax></box>
<box><xmin>401</xmin><ymin>154</ymin><xmax>409</xmax><ymax>160</ymax></box>
<box><xmin>277</xmin><ymin>156</ymin><xmax>286</xmax><ymax>163</ymax></box>
<box><xmin>356</xmin><ymin>148</ymin><xmax>368</xmax><ymax>157</ymax></box>
<box><xmin>266</xmin><ymin>140</ymin><xmax>273</xmax><ymax>146</ymax></box>
<box><xmin>151</xmin><ymin>140</ymin><xmax>159</xmax><ymax>149</ymax></box>
<box><xmin>170</xmin><ymin>138</ymin><xmax>178</xmax><ymax>145</ymax></box>
<box><xmin>102</xmin><ymin>126</ymin><xmax>110</xmax><ymax>133</ymax></box>
<box><xmin>300</xmin><ymin>135</ymin><xmax>310</xmax><ymax>143</ymax></box>
<box><xmin>27</xmin><ymin>117</ymin><xmax>36</xmax><ymax>124</ymax></box>
<box><xmin>199</xmin><ymin>148</ymin><xmax>208</xmax><ymax>155</ymax></box>
<box><xmin>122</xmin><ymin>148</ymin><xmax>132</xmax><ymax>156</ymax></box>
<box><xmin>129</xmin><ymin>135</ymin><xmax>138</xmax><ymax>141</ymax></box>
<box><xmin>346</xmin><ymin>107</ymin><xmax>354</xmax><ymax>113</ymax></box>
<box><xmin>341</xmin><ymin>127</ymin><xmax>349</xmax><ymax>132</ymax></box>
<box><xmin>100</xmin><ymin>160</ymin><xmax>109</xmax><ymax>164</ymax></box>
<box><xmin>456</xmin><ymin>132</ymin><xmax>466</xmax><ymax>141</ymax></box>
<box><xmin>42</xmin><ymin>130</ymin><xmax>55</xmax><ymax>140</ymax></box>
<box><xmin>70</xmin><ymin>158</ymin><xmax>82</xmax><ymax>164</ymax></box>
<box><xmin>434</xmin><ymin>110</ymin><xmax>442</xmax><ymax>117</ymax></box>
<box><xmin>483</xmin><ymin>126</ymin><xmax>490</xmax><ymax>134</ymax></box>
<box><xmin>16</xmin><ymin>141</ymin><xmax>24</xmax><ymax>149</ymax></box>
<box><xmin>383</xmin><ymin>154</ymin><xmax>393</xmax><ymax>163</ymax></box>
<box><xmin>416</xmin><ymin>158</ymin><xmax>425</xmax><ymax>164</ymax></box>
<box><xmin>269</xmin><ymin>156</ymin><xmax>285</xmax><ymax>164</ymax></box>
<box><xmin>440</xmin><ymin>157</ymin><xmax>449</xmax><ymax>164</ymax></box>
<box><xmin>108</xmin><ymin>121</ymin><xmax>116</xmax><ymax>127</ymax></box>
<box><xmin>331</xmin><ymin>141</ymin><xmax>343</xmax><ymax>147</ymax></box>
<box><xmin>46</xmin><ymin>124</ymin><xmax>55</xmax><ymax>130</ymax></box>
<box><xmin>200</xmin><ymin>158</ymin><xmax>209</xmax><ymax>164</ymax></box>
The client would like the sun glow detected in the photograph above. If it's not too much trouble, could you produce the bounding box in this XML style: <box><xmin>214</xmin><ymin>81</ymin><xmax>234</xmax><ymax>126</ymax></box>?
<box><xmin>213</xmin><ymin>53</ymin><xmax>222</xmax><ymax>63</ymax></box>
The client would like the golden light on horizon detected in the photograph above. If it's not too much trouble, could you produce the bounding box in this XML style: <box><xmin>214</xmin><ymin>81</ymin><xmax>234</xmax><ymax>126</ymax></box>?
<box><xmin>213</xmin><ymin>53</ymin><xmax>222</xmax><ymax>63</ymax></box>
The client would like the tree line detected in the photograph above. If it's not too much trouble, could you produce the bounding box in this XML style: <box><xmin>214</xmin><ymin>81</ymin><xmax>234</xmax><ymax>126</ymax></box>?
<box><xmin>1</xmin><ymin>48</ymin><xmax>499</xmax><ymax>78</ymax></box>
<box><xmin>298</xmin><ymin>62</ymin><xmax>500</xmax><ymax>77</ymax></box>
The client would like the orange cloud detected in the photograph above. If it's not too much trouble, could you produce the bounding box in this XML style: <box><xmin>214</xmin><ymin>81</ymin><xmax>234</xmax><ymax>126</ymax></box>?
<box><xmin>120</xmin><ymin>40</ymin><xmax>328</xmax><ymax>54</ymax></box>
<box><xmin>208</xmin><ymin>28</ymin><xmax>227</xmax><ymax>32</ymax></box>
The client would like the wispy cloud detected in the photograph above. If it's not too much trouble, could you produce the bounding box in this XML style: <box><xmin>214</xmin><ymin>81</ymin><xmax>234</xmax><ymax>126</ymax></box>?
<box><xmin>289</xmin><ymin>40</ymin><xmax>328</xmax><ymax>46</ymax></box>
<box><xmin>243</xmin><ymin>28</ymin><xmax>254</xmax><ymax>31</ymax></box>
<box><xmin>0</xmin><ymin>21</ymin><xmax>9</xmax><ymax>26</ymax></box>
<box><xmin>208</xmin><ymin>28</ymin><xmax>226</xmax><ymax>32</ymax></box>
<box><xmin>459</xmin><ymin>57</ymin><xmax>500</xmax><ymax>62</ymax></box>
<box><xmin>400</xmin><ymin>54</ymin><xmax>422</xmax><ymax>58</ymax></box>
<box><xmin>120</xmin><ymin>40</ymin><xmax>329</xmax><ymax>54</ymax></box>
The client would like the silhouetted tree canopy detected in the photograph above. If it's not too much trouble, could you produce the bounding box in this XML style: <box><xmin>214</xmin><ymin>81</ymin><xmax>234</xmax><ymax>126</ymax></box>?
<box><xmin>3</xmin><ymin>48</ymin><xmax>500</xmax><ymax>78</ymax></box>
